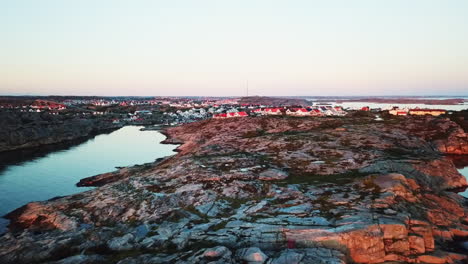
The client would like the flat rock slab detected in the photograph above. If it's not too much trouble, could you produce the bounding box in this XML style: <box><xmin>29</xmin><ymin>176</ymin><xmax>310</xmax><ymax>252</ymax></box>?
<box><xmin>259</xmin><ymin>169</ymin><xmax>288</xmax><ymax>181</ymax></box>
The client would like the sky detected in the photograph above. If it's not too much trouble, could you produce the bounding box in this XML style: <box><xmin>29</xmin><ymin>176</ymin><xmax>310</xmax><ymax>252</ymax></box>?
<box><xmin>1</xmin><ymin>0</ymin><xmax>468</xmax><ymax>96</ymax></box>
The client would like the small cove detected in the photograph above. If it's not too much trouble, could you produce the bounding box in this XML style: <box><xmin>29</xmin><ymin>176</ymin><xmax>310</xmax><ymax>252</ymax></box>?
<box><xmin>0</xmin><ymin>126</ymin><xmax>177</xmax><ymax>233</ymax></box>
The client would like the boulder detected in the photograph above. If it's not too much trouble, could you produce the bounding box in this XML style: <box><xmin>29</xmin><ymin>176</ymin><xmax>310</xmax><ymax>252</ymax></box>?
<box><xmin>236</xmin><ymin>247</ymin><xmax>268</xmax><ymax>264</ymax></box>
<box><xmin>203</xmin><ymin>246</ymin><xmax>232</xmax><ymax>260</ymax></box>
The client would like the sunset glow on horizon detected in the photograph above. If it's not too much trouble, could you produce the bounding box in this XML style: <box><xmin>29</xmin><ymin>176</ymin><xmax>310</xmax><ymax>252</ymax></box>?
<box><xmin>1</xmin><ymin>0</ymin><xmax>468</xmax><ymax>96</ymax></box>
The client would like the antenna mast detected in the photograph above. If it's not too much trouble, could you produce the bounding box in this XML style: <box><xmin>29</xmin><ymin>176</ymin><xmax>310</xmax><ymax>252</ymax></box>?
<box><xmin>246</xmin><ymin>80</ymin><xmax>249</xmax><ymax>97</ymax></box>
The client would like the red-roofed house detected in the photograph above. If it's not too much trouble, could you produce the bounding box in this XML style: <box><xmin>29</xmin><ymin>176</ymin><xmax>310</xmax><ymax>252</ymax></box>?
<box><xmin>286</xmin><ymin>108</ymin><xmax>310</xmax><ymax>116</ymax></box>
<box><xmin>332</xmin><ymin>106</ymin><xmax>347</xmax><ymax>116</ymax></box>
<box><xmin>310</xmin><ymin>109</ymin><xmax>323</xmax><ymax>116</ymax></box>
<box><xmin>264</xmin><ymin>108</ymin><xmax>282</xmax><ymax>115</ymax></box>
<box><xmin>213</xmin><ymin>113</ymin><xmax>228</xmax><ymax>118</ymax></box>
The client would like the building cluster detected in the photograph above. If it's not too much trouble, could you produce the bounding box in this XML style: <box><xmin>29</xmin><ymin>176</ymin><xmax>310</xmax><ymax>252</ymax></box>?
<box><xmin>1</xmin><ymin>96</ymin><xmax>455</xmax><ymax>125</ymax></box>
<box><xmin>58</xmin><ymin>97</ymin><xmax>242</xmax><ymax>110</ymax></box>
<box><xmin>213</xmin><ymin>112</ymin><xmax>249</xmax><ymax>118</ymax></box>
<box><xmin>163</xmin><ymin>108</ymin><xmax>212</xmax><ymax>124</ymax></box>
<box><xmin>166</xmin><ymin>98</ymin><xmax>239</xmax><ymax>109</ymax></box>
<box><xmin>60</xmin><ymin>97</ymin><xmax>238</xmax><ymax>108</ymax></box>
<box><xmin>252</xmin><ymin>106</ymin><xmax>346</xmax><ymax>117</ymax></box>
<box><xmin>0</xmin><ymin>99</ymin><xmax>67</xmax><ymax>112</ymax></box>
<box><xmin>30</xmin><ymin>100</ymin><xmax>67</xmax><ymax>111</ymax></box>
<box><xmin>389</xmin><ymin>107</ymin><xmax>446</xmax><ymax>116</ymax></box>
<box><xmin>62</xmin><ymin>98</ymin><xmax>161</xmax><ymax>107</ymax></box>
<box><xmin>212</xmin><ymin>106</ymin><xmax>347</xmax><ymax>119</ymax></box>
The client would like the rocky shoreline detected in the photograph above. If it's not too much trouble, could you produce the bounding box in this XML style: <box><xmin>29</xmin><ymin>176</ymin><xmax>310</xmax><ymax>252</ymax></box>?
<box><xmin>1</xmin><ymin>115</ymin><xmax>468</xmax><ymax>263</ymax></box>
<box><xmin>0</xmin><ymin>110</ymin><xmax>123</xmax><ymax>153</ymax></box>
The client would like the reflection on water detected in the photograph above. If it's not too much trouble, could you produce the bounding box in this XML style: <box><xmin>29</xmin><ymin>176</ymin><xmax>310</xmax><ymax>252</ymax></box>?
<box><xmin>0</xmin><ymin>126</ymin><xmax>176</xmax><ymax>221</ymax></box>
<box><xmin>0</xmin><ymin>134</ymin><xmax>105</xmax><ymax>174</ymax></box>
<box><xmin>447</xmin><ymin>155</ymin><xmax>468</xmax><ymax>198</ymax></box>
<box><xmin>457</xmin><ymin>167</ymin><xmax>468</xmax><ymax>198</ymax></box>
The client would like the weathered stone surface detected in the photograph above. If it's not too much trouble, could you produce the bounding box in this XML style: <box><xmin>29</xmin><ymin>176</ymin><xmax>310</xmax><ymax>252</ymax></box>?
<box><xmin>108</xmin><ymin>234</ymin><xmax>135</xmax><ymax>251</ymax></box>
<box><xmin>270</xmin><ymin>250</ymin><xmax>304</xmax><ymax>264</ymax></box>
<box><xmin>5</xmin><ymin>202</ymin><xmax>77</xmax><ymax>231</ymax></box>
<box><xmin>277</xmin><ymin>203</ymin><xmax>312</xmax><ymax>214</ymax></box>
<box><xmin>408</xmin><ymin>235</ymin><xmax>425</xmax><ymax>254</ymax></box>
<box><xmin>418</xmin><ymin>254</ymin><xmax>448</xmax><ymax>264</ymax></box>
<box><xmin>1</xmin><ymin>116</ymin><xmax>468</xmax><ymax>264</ymax></box>
<box><xmin>258</xmin><ymin>169</ymin><xmax>288</xmax><ymax>181</ymax></box>
<box><xmin>48</xmin><ymin>254</ymin><xmax>105</xmax><ymax>264</ymax></box>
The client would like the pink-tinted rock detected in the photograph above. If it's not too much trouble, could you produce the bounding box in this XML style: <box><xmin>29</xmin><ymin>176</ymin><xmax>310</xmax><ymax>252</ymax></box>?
<box><xmin>408</xmin><ymin>235</ymin><xmax>425</xmax><ymax>254</ymax></box>
<box><xmin>6</xmin><ymin>202</ymin><xmax>77</xmax><ymax>231</ymax></box>
<box><xmin>418</xmin><ymin>254</ymin><xmax>449</xmax><ymax>264</ymax></box>
<box><xmin>384</xmin><ymin>239</ymin><xmax>409</xmax><ymax>254</ymax></box>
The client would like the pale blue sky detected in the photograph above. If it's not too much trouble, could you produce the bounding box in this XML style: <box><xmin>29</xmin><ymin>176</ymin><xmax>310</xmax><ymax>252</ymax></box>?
<box><xmin>1</xmin><ymin>0</ymin><xmax>467</xmax><ymax>96</ymax></box>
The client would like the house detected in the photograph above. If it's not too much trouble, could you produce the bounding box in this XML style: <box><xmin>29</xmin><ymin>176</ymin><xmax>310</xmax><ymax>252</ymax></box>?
<box><xmin>264</xmin><ymin>108</ymin><xmax>283</xmax><ymax>115</ymax></box>
<box><xmin>252</xmin><ymin>109</ymin><xmax>263</xmax><ymax>115</ymax></box>
<box><xmin>320</xmin><ymin>106</ymin><xmax>334</xmax><ymax>116</ymax></box>
<box><xmin>310</xmin><ymin>109</ymin><xmax>323</xmax><ymax>116</ymax></box>
<box><xmin>332</xmin><ymin>106</ymin><xmax>347</xmax><ymax>116</ymax></box>
<box><xmin>285</xmin><ymin>109</ymin><xmax>296</xmax><ymax>116</ymax></box>
<box><xmin>394</xmin><ymin>111</ymin><xmax>408</xmax><ymax>116</ymax></box>
<box><xmin>286</xmin><ymin>108</ymin><xmax>310</xmax><ymax>116</ymax></box>
<box><xmin>361</xmin><ymin>106</ymin><xmax>370</xmax><ymax>111</ymax></box>
<box><xmin>213</xmin><ymin>113</ymin><xmax>227</xmax><ymax>118</ymax></box>
<box><xmin>334</xmin><ymin>106</ymin><xmax>343</xmax><ymax>112</ymax></box>
<box><xmin>389</xmin><ymin>107</ymin><xmax>409</xmax><ymax>116</ymax></box>
<box><xmin>227</xmin><ymin>112</ymin><xmax>248</xmax><ymax>118</ymax></box>
<box><xmin>409</xmin><ymin>109</ymin><xmax>446</xmax><ymax>116</ymax></box>
<box><xmin>295</xmin><ymin>108</ymin><xmax>310</xmax><ymax>116</ymax></box>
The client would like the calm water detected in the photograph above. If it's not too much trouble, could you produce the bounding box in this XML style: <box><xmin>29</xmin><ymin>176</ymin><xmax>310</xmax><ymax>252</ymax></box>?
<box><xmin>333</xmin><ymin>102</ymin><xmax>468</xmax><ymax>111</ymax></box>
<box><xmin>0</xmin><ymin>126</ymin><xmax>176</xmax><ymax>232</ymax></box>
<box><xmin>459</xmin><ymin>167</ymin><xmax>468</xmax><ymax>198</ymax></box>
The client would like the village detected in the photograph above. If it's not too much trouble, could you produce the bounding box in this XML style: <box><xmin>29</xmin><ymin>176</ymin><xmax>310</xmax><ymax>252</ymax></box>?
<box><xmin>0</xmin><ymin>97</ymin><xmax>449</xmax><ymax>128</ymax></box>
<box><xmin>213</xmin><ymin>105</ymin><xmax>347</xmax><ymax>118</ymax></box>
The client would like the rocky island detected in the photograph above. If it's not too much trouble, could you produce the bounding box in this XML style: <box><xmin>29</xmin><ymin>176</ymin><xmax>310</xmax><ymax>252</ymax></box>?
<box><xmin>1</xmin><ymin>114</ymin><xmax>468</xmax><ymax>264</ymax></box>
